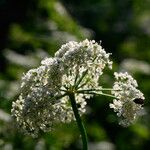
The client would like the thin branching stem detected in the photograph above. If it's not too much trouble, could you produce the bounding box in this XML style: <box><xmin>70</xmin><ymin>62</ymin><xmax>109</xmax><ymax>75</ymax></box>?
<box><xmin>77</xmin><ymin>91</ymin><xmax>117</xmax><ymax>99</ymax></box>
<box><xmin>74</xmin><ymin>69</ymin><xmax>88</xmax><ymax>89</ymax></box>
<box><xmin>77</xmin><ymin>88</ymin><xmax>120</xmax><ymax>93</ymax></box>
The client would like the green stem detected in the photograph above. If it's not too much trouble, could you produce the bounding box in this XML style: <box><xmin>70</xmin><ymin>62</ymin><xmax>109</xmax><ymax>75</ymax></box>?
<box><xmin>96</xmin><ymin>92</ymin><xmax>117</xmax><ymax>98</ymax></box>
<box><xmin>77</xmin><ymin>88</ymin><xmax>118</xmax><ymax>93</ymax></box>
<box><xmin>77</xmin><ymin>91</ymin><xmax>117</xmax><ymax>99</ymax></box>
<box><xmin>74</xmin><ymin>69</ymin><xmax>88</xmax><ymax>89</ymax></box>
<box><xmin>69</xmin><ymin>92</ymin><xmax>88</xmax><ymax>150</ymax></box>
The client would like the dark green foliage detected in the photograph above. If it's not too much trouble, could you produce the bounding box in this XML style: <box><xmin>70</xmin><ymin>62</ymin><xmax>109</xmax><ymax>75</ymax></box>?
<box><xmin>0</xmin><ymin>0</ymin><xmax>150</xmax><ymax>149</ymax></box>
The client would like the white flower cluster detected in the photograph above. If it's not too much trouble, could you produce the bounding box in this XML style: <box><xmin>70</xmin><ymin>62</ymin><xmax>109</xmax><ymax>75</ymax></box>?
<box><xmin>11</xmin><ymin>58</ymin><xmax>65</xmax><ymax>136</ymax></box>
<box><xmin>55</xmin><ymin>40</ymin><xmax>112</xmax><ymax>88</ymax></box>
<box><xmin>11</xmin><ymin>39</ymin><xmax>112</xmax><ymax>136</ymax></box>
<box><xmin>110</xmin><ymin>72</ymin><xmax>145</xmax><ymax>126</ymax></box>
<box><xmin>55</xmin><ymin>39</ymin><xmax>112</xmax><ymax>119</ymax></box>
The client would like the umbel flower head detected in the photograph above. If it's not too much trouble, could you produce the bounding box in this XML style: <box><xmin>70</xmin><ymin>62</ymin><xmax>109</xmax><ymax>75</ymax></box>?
<box><xmin>11</xmin><ymin>39</ymin><xmax>145</xmax><ymax>137</ymax></box>
<box><xmin>11</xmin><ymin>39</ymin><xmax>112</xmax><ymax>136</ymax></box>
<box><xmin>110</xmin><ymin>72</ymin><xmax>145</xmax><ymax>126</ymax></box>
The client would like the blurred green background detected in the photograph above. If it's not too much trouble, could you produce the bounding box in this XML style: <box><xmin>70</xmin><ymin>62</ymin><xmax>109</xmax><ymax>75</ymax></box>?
<box><xmin>0</xmin><ymin>0</ymin><xmax>150</xmax><ymax>149</ymax></box>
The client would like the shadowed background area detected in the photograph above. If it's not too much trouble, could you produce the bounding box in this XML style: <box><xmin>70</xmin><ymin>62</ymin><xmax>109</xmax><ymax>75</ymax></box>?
<box><xmin>0</xmin><ymin>0</ymin><xmax>150</xmax><ymax>149</ymax></box>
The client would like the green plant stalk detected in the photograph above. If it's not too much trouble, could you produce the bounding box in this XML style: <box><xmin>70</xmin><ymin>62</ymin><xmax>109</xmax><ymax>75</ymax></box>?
<box><xmin>76</xmin><ymin>90</ymin><xmax>117</xmax><ymax>99</ymax></box>
<box><xmin>74</xmin><ymin>69</ymin><xmax>88</xmax><ymax>89</ymax></box>
<box><xmin>69</xmin><ymin>92</ymin><xmax>88</xmax><ymax>150</ymax></box>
